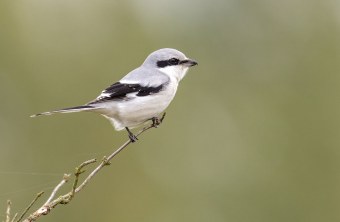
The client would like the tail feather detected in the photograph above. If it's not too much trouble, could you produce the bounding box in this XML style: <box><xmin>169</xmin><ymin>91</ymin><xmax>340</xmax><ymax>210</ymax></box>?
<box><xmin>30</xmin><ymin>105</ymin><xmax>97</xmax><ymax>117</ymax></box>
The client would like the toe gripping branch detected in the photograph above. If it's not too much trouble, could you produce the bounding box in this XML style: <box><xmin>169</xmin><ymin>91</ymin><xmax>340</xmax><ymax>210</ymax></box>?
<box><xmin>151</xmin><ymin>112</ymin><xmax>166</xmax><ymax>128</ymax></box>
<box><xmin>125</xmin><ymin>127</ymin><xmax>138</xmax><ymax>143</ymax></box>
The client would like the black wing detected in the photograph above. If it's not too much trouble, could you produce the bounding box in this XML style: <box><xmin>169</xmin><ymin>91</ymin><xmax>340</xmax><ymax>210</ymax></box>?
<box><xmin>88</xmin><ymin>82</ymin><xmax>164</xmax><ymax>104</ymax></box>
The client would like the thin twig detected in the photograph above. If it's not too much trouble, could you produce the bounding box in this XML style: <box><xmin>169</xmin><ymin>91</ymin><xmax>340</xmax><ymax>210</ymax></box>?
<box><xmin>74</xmin><ymin>141</ymin><xmax>130</xmax><ymax>193</ymax></box>
<box><xmin>16</xmin><ymin>192</ymin><xmax>44</xmax><ymax>222</ymax></box>
<box><xmin>70</xmin><ymin>159</ymin><xmax>97</xmax><ymax>199</ymax></box>
<box><xmin>43</xmin><ymin>175</ymin><xmax>70</xmax><ymax>206</ymax></box>
<box><xmin>10</xmin><ymin>213</ymin><xmax>18</xmax><ymax>222</ymax></box>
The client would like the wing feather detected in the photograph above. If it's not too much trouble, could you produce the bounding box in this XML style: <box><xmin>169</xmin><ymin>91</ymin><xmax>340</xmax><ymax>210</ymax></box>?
<box><xmin>88</xmin><ymin>82</ymin><xmax>165</xmax><ymax>104</ymax></box>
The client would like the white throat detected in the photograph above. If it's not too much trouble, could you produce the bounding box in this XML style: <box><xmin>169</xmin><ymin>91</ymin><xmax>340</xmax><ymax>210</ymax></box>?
<box><xmin>158</xmin><ymin>66</ymin><xmax>189</xmax><ymax>82</ymax></box>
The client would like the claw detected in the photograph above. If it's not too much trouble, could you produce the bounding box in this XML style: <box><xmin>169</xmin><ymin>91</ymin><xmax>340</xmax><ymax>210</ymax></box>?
<box><xmin>128</xmin><ymin>134</ymin><xmax>138</xmax><ymax>143</ymax></box>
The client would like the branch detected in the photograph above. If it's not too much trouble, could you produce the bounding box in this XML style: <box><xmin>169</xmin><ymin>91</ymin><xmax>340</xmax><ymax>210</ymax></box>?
<box><xmin>16</xmin><ymin>192</ymin><xmax>44</xmax><ymax>222</ymax></box>
<box><xmin>17</xmin><ymin>113</ymin><xmax>165</xmax><ymax>222</ymax></box>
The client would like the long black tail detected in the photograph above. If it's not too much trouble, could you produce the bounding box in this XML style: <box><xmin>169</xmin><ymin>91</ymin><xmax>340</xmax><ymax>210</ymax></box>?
<box><xmin>30</xmin><ymin>105</ymin><xmax>97</xmax><ymax>117</ymax></box>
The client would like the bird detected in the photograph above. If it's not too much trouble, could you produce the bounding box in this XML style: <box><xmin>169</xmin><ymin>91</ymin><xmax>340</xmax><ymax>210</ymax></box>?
<box><xmin>31</xmin><ymin>48</ymin><xmax>198</xmax><ymax>142</ymax></box>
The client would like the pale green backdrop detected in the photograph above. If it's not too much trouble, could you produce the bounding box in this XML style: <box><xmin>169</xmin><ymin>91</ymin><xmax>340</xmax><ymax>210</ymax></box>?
<box><xmin>0</xmin><ymin>1</ymin><xmax>339</xmax><ymax>222</ymax></box>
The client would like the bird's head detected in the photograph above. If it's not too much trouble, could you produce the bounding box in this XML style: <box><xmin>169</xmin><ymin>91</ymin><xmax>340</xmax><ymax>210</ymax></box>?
<box><xmin>142</xmin><ymin>48</ymin><xmax>198</xmax><ymax>82</ymax></box>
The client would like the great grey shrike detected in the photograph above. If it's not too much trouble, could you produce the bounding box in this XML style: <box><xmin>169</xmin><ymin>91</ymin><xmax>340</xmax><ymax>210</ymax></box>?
<box><xmin>31</xmin><ymin>48</ymin><xmax>198</xmax><ymax>141</ymax></box>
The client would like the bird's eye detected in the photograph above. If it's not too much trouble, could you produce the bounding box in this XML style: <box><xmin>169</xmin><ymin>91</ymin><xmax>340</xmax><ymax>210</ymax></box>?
<box><xmin>168</xmin><ymin>58</ymin><xmax>179</xmax><ymax>65</ymax></box>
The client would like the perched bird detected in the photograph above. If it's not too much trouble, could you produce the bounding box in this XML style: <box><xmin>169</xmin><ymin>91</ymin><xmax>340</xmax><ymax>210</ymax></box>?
<box><xmin>31</xmin><ymin>48</ymin><xmax>197</xmax><ymax>142</ymax></box>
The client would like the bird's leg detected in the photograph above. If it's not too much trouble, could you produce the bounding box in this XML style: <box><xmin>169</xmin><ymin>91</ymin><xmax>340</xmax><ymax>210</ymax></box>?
<box><xmin>125</xmin><ymin>127</ymin><xmax>138</xmax><ymax>142</ymax></box>
<box><xmin>160</xmin><ymin>112</ymin><xmax>166</xmax><ymax>122</ymax></box>
<box><xmin>151</xmin><ymin>112</ymin><xmax>166</xmax><ymax>128</ymax></box>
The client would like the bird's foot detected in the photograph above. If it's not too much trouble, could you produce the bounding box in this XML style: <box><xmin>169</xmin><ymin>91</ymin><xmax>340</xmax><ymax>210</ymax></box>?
<box><xmin>125</xmin><ymin>127</ymin><xmax>138</xmax><ymax>143</ymax></box>
<box><xmin>151</xmin><ymin>117</ymin><xmax>160</xmax><ymax>128</ymax></box>
<box><xmin>151</xmin><ymin>112</ymin><xmax>166</xmax><ymax>128</ymax></box>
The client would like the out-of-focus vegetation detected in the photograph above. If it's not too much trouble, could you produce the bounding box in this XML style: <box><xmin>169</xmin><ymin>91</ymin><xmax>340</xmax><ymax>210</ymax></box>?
<box><xmin>0</xmin><ymin>1</ymin><xmax>339</xmax><ymax>222</ymax></box>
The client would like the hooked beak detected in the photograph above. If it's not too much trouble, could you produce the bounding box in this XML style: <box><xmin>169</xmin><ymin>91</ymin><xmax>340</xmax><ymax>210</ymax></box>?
<box><xmin>180</xmin><ymin>58</ymin><xmax>198</xmax><ymax>67</ymax></box>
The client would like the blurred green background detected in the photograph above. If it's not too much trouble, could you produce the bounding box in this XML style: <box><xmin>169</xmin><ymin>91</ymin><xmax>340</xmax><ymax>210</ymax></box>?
<box><xmin>1</xmin><ymin>0</ymin><xmax>340</xmax><ymax>221</ymax></box>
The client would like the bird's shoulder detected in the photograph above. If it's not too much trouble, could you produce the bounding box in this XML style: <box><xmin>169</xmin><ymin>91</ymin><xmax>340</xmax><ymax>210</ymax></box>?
<box><xmin>88</xmin><ymin>67</ymin><xmax>170</xmax><ymax>104</ymax></box>
<box><xmin>121</xmin><ymin>66</ymin><xmax>170</xmax><ymax>87</ymax></box>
